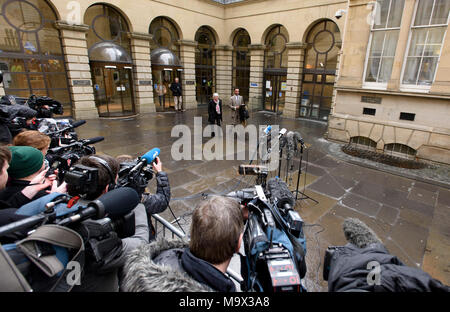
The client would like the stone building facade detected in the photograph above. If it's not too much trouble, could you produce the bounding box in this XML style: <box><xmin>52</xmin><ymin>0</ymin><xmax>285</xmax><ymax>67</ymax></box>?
<box><xmin>0</xmin><ymin>0</ymin><xmax>448</xmax><ymax>164</ymax></box>
<box><xmin>328</xmin><ymin>0</ymin><xmax>450</xmax><ymax>164</ymax></box>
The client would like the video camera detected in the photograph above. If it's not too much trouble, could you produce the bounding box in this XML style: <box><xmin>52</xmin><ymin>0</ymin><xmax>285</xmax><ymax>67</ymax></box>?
<box><xmin>116</xmin><ymin>148</ymin><xmax>160</xmax><ymax>197</ymax></box>
<box><xmin>46</xmin><ymin>136</ymin><xmax>104</xmax><ymax>182</ymax></box>
<box><xmin>25</xmin><ymin>94</ymin><xmax>63</xmax><ymax>118</ymax></box>
<box><xmin>38</xmin><ymin>118</ymin><xmax>83</xmax><ymax>147</ymax></box>
<box><xmin>0</xmin><ymin>187</ymin><xmax>140</xmax><ymax>291</ymax></box>
<box><xmin>0</xmin><ymin>94</ymin><xmax>63</xmax><ymax>118</ymax></box>
<box><xmin>228</xmin><ymin>171</ymin><xmax>307</xmax><ymax>292</ymax></box>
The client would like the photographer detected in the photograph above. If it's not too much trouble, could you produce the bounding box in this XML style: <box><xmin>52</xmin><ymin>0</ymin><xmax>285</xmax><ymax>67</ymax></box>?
<box><xmin>326</xmin><ymin>218</ymin><xmax>449</xmax><ymax>292</ymax></box>
<box><xmin>67</xmin><ymin>154</ymin><xmax>149</xmax><ymax>292</ymax></box>
<box><xmin>0</xmin><ymin>146</ymin><xmax>64</xmax><ymax>210</ymax></box>
<box><xmin>122</xmin><ymin>196</ymin><xmax>244</xmax><ymax>292</ymax></box>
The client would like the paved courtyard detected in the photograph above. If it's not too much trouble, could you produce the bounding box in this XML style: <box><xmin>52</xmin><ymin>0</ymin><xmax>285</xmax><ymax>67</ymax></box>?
<box><xmin>77</xmin><ymin>107</ymin><xmax>450</xmax><ymax>291</ymax></box>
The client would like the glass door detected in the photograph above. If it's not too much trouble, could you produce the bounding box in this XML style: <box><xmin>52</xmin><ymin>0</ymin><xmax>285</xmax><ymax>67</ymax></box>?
<box><xmin>91</xmin><ymin>63</ymin><xmax>136</xmax><ymax>117</ymax></box>
<box><xmin>196</xmin><ymin>67</ymin><xmax>214</xmax><ymax>106</ymax></box>
<box><xmin>263</xmin><ymin>74</ymin><xmax>286</xmax><ymax>114</ymax></box>
<box><xmin>152</xmin><ymin>67</ymin><xmax>181</xmax><ymax>112</ymax></box>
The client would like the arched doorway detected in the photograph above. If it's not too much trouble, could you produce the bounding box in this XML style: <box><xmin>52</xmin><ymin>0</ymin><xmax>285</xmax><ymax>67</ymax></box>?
<box><xmin>0</xmin><ymin>0</ymin><xmax>72</xmax><ymax>116</ymax></box>
<box><xmin>232</xmin><ymin>29</ymin><xmax>251</xmax><ymax>104</ymax></box>
<box><xmin>195</xmin><ymin>26</ymin><xmax>216</xmax><ymax>106</ymax></box>
<box><xmin>263</xmin><ymin>25</ymin><xmax>288</xmax><ymax>114</ymax></box>
<box><xmin>149</xmin><ymin>17</ymin><xmax>182</xmax><ymax>112</ymax></box>
<box><xmin>300</xmin><ymin>20</ymin><xmax>340</xmax><ymax>121</ymax></box>
<box><xmin>85</xmin><ymin>4</ymin><xmax>135</xmax><ymax>118</ymax></box>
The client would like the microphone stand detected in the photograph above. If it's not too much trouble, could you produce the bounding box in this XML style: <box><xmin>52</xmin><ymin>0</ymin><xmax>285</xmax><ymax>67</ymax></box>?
<box><xmin>293</xmin><ymin>144</ymin><xmax>318</xmax><ymax>204</ymax></box>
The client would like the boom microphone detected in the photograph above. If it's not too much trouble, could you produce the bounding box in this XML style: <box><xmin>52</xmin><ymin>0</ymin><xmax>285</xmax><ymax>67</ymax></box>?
<box><xmin>58</xmin><ymin>187</ymin><xmax>139</xmax><ymax>226</ymax></box>
<box><xmin>83</xmin><ymin>136</ymin><xmax>104</xmax><ymax>145</ymax></box>
<box><xmin>129</xmin><ymin>147</ymin><xmax>160</xmax><ymax>175</ymax></box>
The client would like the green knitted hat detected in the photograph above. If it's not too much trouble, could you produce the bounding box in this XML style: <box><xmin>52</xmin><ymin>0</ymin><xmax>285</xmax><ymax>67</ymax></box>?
<box><xmin>7</xmin><ymin>146</ymin><xmax>44</xmax><ymax>179</ymax></box>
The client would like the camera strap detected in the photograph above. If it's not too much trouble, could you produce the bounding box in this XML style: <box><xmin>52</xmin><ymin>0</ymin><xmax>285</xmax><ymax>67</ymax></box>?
<box><xmin>16</xmin><ymin>224</ymin><xmax>85</xmax><ymax>292</ymax></box>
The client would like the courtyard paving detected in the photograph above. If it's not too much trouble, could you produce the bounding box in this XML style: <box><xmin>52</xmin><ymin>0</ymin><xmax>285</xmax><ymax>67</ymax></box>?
<box><xmin>77</xmin><ymin>107</ymin><xmax>450</xmax><ymax>291</ymax></box>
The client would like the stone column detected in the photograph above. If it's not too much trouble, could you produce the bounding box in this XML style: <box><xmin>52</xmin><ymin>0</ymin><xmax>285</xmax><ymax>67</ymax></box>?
<box><xmin>179</xmin><ymin>40</ymin><xmax>197</xmax><ymax>109</ymax></box>
<box><xmin>283</xmin><ymin>42</ymin><xmax>307</xmax><ymax>118</ymax></box>
<box><xmin>215</xmin><ymin>45</ymin><xmax>233</xmax><ymax>105</ymax></box>
<box><xmin>55</xmin><ymin>21</ymin><xmax>98</xmax><ymax>119</ymax></box>
<box><xmin>248</xmin><ymin>44</ymin><xmax>265</xmax><ymax>112</ymax></box>
<box><xmin>130</xmin><ymin>32</ymin><xmax>155</xmax><ymax>114</ymax></box>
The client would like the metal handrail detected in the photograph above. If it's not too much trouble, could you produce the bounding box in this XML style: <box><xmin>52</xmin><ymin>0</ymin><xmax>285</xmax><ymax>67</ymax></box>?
<box><xmin>151</xmin><ymin>213</ymin><xmax>243</xmax><ymax>284</ymax></box>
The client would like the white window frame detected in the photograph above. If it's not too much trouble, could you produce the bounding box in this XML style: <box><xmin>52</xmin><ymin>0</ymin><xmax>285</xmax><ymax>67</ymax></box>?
<box><xmin>400</xmin><ymin>0</ymin><xmax>450</xmax><ymax>93</ymax></box>
<box><xmin>362</xmin><ymin>0</ymin><xmax>404</xmax><ymax>90</ymax></box>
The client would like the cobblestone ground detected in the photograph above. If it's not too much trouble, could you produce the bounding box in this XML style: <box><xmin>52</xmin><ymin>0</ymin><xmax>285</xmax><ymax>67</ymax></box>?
<box><xmin>77</xmin><ymin>107</ymin><xmax>450</xmax><ymax>291</ymax></box>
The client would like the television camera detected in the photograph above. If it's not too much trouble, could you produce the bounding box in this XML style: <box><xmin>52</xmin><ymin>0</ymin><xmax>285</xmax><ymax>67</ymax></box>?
<box><xmin>46</xmin><ymin>136</ymin><xmax>104</xmax><ymax>182</ymax></box>
<box><xmin>228</xmin><ymin>166</ymin><xmax>307</xmax><ymax>292</ymax></box>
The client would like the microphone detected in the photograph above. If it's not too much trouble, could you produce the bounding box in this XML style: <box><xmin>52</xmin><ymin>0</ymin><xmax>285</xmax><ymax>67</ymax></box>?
<box><xmin>141</xmin><ymin>148</ymin><xmax>160</xmax><ymax>163</ymax></box>
<box><xmin>278</xmin><ymin>128</ymin><xmax>287</xmax><ymax>139</ymax></box>
<box><xmin>47</xmin><ymin>119</ymin><xmax>86</xmax><ymax>136</ymax></box>
<box><xmin>82</xmin><ymin>136</ymin><xmax>104</xmax><ymax>145</ymax></box>
<box><xmin>70</xmin><ymin>120</ymin><xmax>86</xmax><ymax>129</ymax></box>
<box><xmin>58</xmin><ymin>187</ymin><xmax>139</xmax><ymax>226</ymax></box>
<box><xmin>263</xmin><ymin>125</ymin><xmax>272</xmax><ymax>135</ymax></box>
<box><xmin>129</xmin><ymin>147</ymin><xmax>160</xmax><ymax>175</ymax></box>
<box><xmin>48</xmin><ymin>136</ymin><xmax>104</xmax><ymax>154</ymax></box>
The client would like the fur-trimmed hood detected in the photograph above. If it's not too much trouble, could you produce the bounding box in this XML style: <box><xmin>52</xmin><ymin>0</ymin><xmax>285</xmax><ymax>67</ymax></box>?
<box><xmin>121</xmin><ymin>237</ymin><xmax>212</xmax><ymax>292</ymax></box>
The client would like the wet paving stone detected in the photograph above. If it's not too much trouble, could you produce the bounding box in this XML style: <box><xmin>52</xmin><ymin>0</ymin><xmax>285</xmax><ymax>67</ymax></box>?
<box><xmin>340</xmin><ymin>193</ymin><xmax>381</xmax><ymax>217</ymax></box>
<box><xmin>307</xmin><ymin>174</ymin><xmax>347</xmax><ymax>199</ymax></box>
<box><xmin>407</xmin><ymin>187</ymin><xmax>438</xmax><ymax>206</ymax></box>
<box><xmin>377</xmin><ymin>204</ymin><xmax>400</xmax><ymax>226</ymax></box>
<box><xmin>72</xmin><ymin>107</ymin><xmax>449</xmax><ymax>289</ymax></box>
<box><xmin>389</xmin><ymin>219</ymin><xmax>429</xmax><ymax>266</ymax></box>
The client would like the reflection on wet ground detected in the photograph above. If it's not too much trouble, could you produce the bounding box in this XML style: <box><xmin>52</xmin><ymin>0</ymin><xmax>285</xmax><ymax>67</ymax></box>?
<box><xmin>78</xmin><ymin>107</ymin><xmax>450</xmax><ymax>291</ymax></box>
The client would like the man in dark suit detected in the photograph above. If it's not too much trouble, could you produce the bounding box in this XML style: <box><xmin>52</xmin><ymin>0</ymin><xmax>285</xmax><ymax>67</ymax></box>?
<box><xmin>208</xmin><ymin>93</ymin><xmax>222</xmax><ymax>137</ymax></box>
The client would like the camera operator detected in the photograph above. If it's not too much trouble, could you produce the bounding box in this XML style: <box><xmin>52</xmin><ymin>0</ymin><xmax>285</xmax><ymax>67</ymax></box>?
<box><xmin>122</xmin><ymin>196</ymin><xmax>244</xmax><ymax>292</ymax></box>
<box><xmin>326</xmin><ymin>218</ymin><xmax>449</xmax><ymax>292</ymax></box>
<box><xmin>67</xmin><ymin>154</ymin><xmax>149</xmax><ymax>292</ymax></box>
<box><xmin>0</xmin><ymin>146</ymin><xmax>64</xmax><ymax>211</ymax></box>
<box><xmin>0</xmin><ymin>100</ymin><xmax>37</xmax><ymax>144</ymax></box>
<box><xmin>116</xmin><ymin>153</ymin><xmax>171</xmax><ymax>241</ymax></box>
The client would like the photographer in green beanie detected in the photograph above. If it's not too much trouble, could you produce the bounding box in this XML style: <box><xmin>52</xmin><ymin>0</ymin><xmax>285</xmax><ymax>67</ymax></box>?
<box><xmin>0</xmin><ymin>146</ymin><xmax>66</xmax><ymax>209</ymax></box>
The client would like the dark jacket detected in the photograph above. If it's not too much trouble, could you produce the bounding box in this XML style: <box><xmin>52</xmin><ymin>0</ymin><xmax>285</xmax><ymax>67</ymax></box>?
<box><xmin>169</xmin><ymin>82</ymin><xmax>182</xmax><ymax>96</ymax></box>
<box><xmin>0</xmin><ymin>180</ymin><xmax>49</xmax><ymax>209</ymax></box>
<box><xmin>328</xmin><ymin>243</ymin><xmax>450</xmax><ymax>292</ymax></box>
<box><xmin>71</xmin><ymin>203</ymin><xmax>149</xmax><ymax>292</ymax></box>
<box><xmin>208</xmin><ymin>99</ymin><xmax>222</xmax><ymax>123</ymax></box>
<box><xmin>122</xmin><ymin>237</ymin><xmax>236</xmax><ymax>292</ymax></box>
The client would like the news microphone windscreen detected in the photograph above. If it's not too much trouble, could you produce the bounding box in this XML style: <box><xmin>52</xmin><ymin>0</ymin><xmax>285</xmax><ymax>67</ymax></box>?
<box><xmin>85</xmin><ymin>136</ymin><xmax>104</xmax><ymax>145</ymax></box>
<box><xmin>94</xmin><ymin>187</ymin><xmax>139</xmax><ymax>219</ymax></box>
<box><xmin>267</xmin><ymin>177</ymin><xmax>295</xmax><ymax>208</ymax></box>
<box><xmin>71</xmin><ymin>120</ymin><xmax>86</xmax><ymax>128</ymax></box>
<box><xmin>141</xmin><ymin>148</ymin><xmax>160</xmax><ymax>163</ymax></box>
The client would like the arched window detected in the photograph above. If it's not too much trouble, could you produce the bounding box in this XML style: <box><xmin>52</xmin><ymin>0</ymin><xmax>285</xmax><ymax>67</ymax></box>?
<box><xmin>149</xmin><ymin>17</ymin><xmax>180</xmax><ymax>58</ymax></box>
<box><xmin>263</xmin><ymin>25</ymin><xmax>288</xmax><ymax>113</ymax></box>
<box><xmin>300</xmin><ymin>20</ymin><xmax>341</xmax><ymax>121</ymax></box>
<box><xmin>149</xmin><ymin>17</ymin><xmax>182</xmax><ymax>112</ymax></box>
<box><xmin>0</xmin><ymin>0</ymin><xmax>72</xmax><ymax>115</ymax></box>
<box><xmin>264</xmin><ymin>25</ymin><xmax>288</xmax><ymax>69</ymax></box>
<box><xmin>85</xmin><ymin>4</ymin><xmax>135</xmax><ymax>117</ymax></box>
<box><xmin>233</xmin><ymin>29</ymin><xmax>250</xmax><ymax>103</ymax></box>
<box><xmin>384</xmin><ymin>143</ymin><xmax>417</xmax><ymax>160</ymax></box>
<box><xmin>350</xmin><ymin>136</ymin><xmax>377</xmax><ymax>151</ymax></box>
<box><xmin>85</xmin><ymin>4</ymin><xmax>130</xmax><ymax>54</ymax></box>
<box><xmin>195</xmin><ymin>26</ymin><xmax>216</xmax><ymax>105</ymax></box>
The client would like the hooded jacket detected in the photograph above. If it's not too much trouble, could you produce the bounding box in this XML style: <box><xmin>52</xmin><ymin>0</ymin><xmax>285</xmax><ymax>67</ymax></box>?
<box><xmin>122</xmin><ymin>237</ymin><xmax>236</xmax><ymax>292</ymax></box>
<box><xmin>327</xmin><ymin>243</ymin><xmax>450</xmax><ymax>292</ymax></box>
